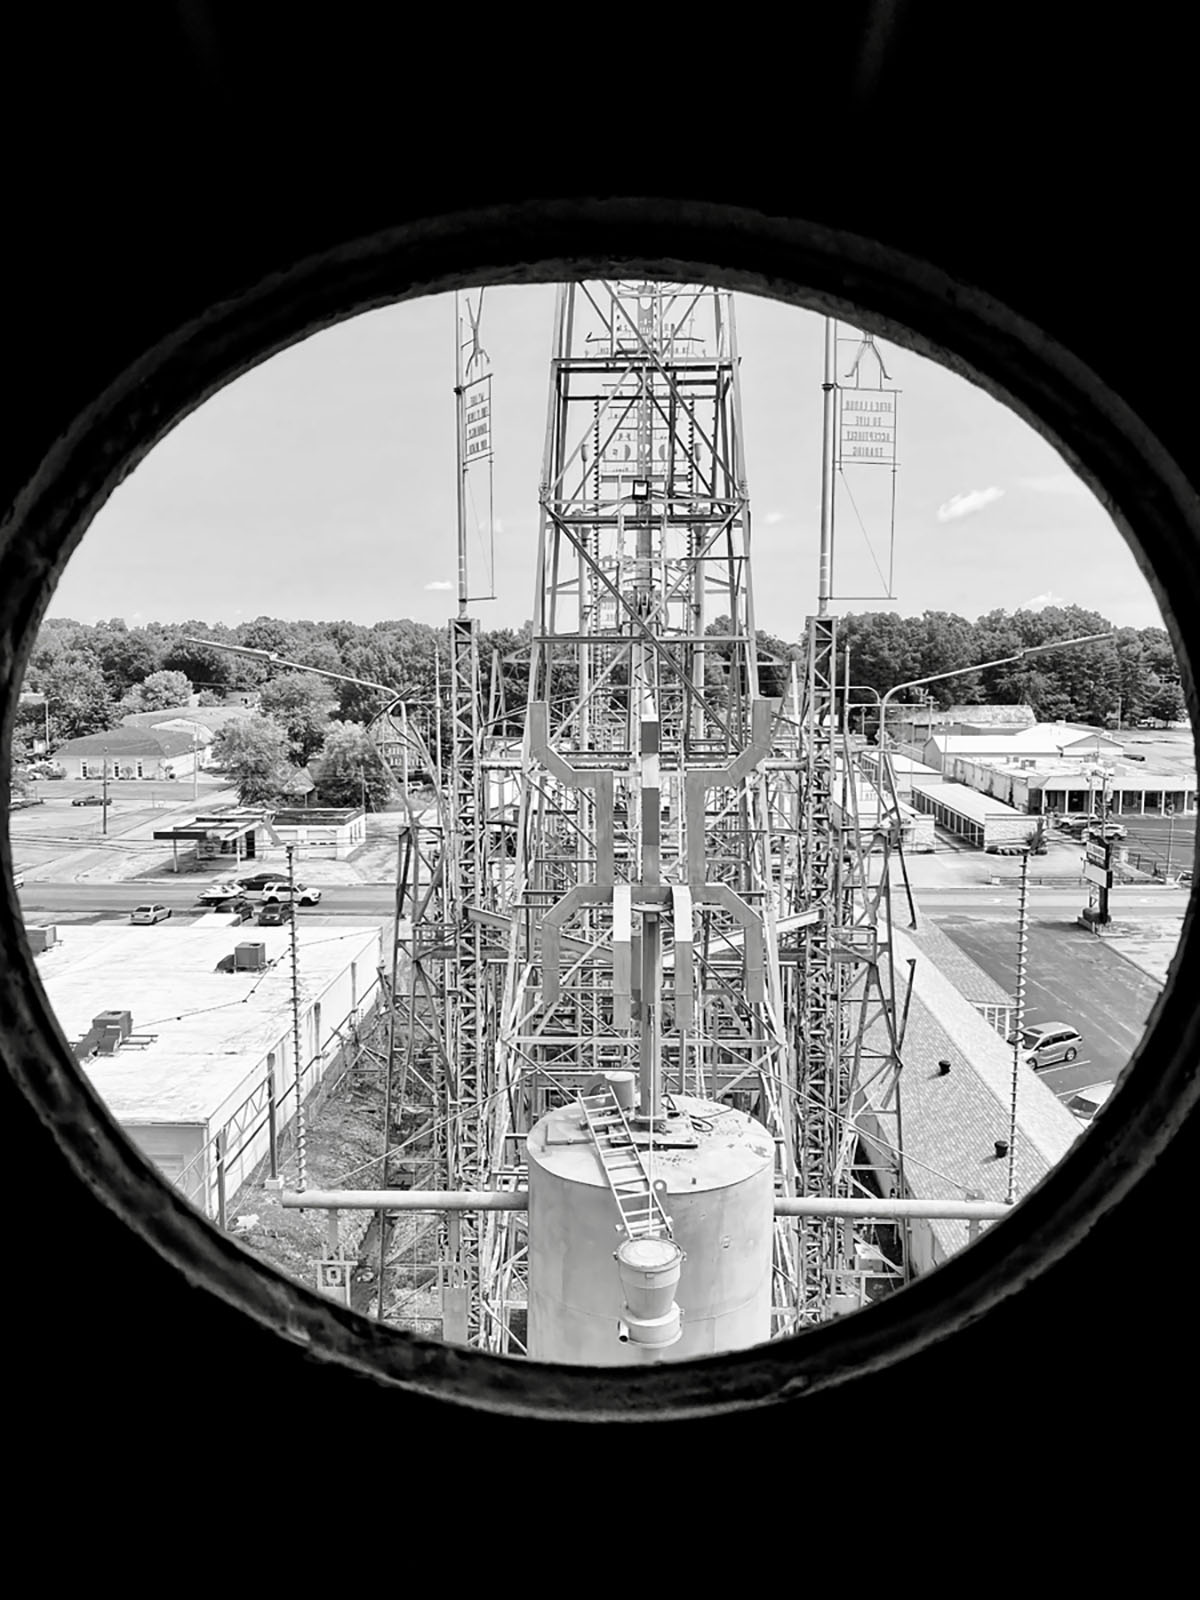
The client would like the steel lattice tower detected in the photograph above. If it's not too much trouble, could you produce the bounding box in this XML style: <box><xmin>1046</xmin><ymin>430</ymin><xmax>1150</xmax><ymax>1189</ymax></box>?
<box><xmin>389</xmin><ymin>283</ymin><xmax>908</xmax><ymax>1347</ymax></box>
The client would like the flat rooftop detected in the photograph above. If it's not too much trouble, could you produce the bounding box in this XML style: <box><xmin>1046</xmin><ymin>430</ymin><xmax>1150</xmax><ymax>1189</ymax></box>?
<box><xmin>909</xmin><ymin>779</ymin><xmax>1025</xmax><ymax>822</ymax></box>
<box><xmin>35</xmin><ymin>924</ymin><xmax>382</xmax><ymax>1126</ymax></box>
<box><xmin>966</xmin><ymin>754</ymin><xmax>1195</xmax><ymax>784</ymax></box>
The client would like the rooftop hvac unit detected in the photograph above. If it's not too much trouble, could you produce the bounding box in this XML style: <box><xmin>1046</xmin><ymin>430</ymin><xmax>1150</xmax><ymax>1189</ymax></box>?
<box><xmin>27</xmin><ymin>924</ymin><xmax>57</xmax><ymax>954</ymax></box>
<box><xmin>234</xmin><ymin>941</ymin><xmax>268</xmax><ymax>972</ymax></box>
<box><xmin>94</xmin><ymin>1025</ymin><xmax>124</xmax><ymax>1055</ymax></box>
<box><xmin>92</xmin><ymin>1009</ymin><xmax>133</xmax><ymax>1039</ymax></box>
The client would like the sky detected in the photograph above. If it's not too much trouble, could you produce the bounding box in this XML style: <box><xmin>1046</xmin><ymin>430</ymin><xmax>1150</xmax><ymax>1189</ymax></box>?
<box><xmin>47</xmin><ymin>284</ymin><xmax>1167</xmax><ymax>637</ymax></box>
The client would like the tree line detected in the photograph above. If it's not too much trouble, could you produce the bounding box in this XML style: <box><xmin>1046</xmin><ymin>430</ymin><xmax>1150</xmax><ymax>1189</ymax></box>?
<box><xmin>14</xmin><ymin>605</ymin><xmax>1186</xmax><ymax>805</ymax></box>
<box><xmin>832</xmin><ymin>604</ymin><xmax>1183</xmax><ymax>727</ymax></box>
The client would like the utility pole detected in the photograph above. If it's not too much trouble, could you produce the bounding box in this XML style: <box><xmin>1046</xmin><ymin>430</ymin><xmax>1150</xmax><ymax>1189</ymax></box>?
<box><xmin>1166</xmin><ymin>800</ymin><xmax>1176</xmax><ymax>877</ymax></box>
<box><xmin>192</xmin><ymin>727</ymin><xmax>199</xmax><ymax>802</ymax></box>
<box><xmin>102</xmin><ymin>746</ymin><xmax>109</xmax><ymax>835</ymax></box>
<box><xmin>1006</xmin><ymin>849</ymin><xmax>1031</xmax><ymax>1206</ymax></box>
<box><xmin>287</xmin><ymin>844</ymin><xmax>307</xmax><ymax>1189</ymax></box>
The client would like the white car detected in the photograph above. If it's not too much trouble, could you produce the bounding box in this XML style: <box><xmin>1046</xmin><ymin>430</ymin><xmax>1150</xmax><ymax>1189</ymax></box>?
<box><xmin>130</xmin><ymin>903</ymin><xmax>172</xmax><ymax>925</ymax></box>
<box><xmin>260</xmin><ymin>881</ymin><xmax>321</xmax><ymax>906</ymax></box>
<box><xmin>13</xmin><ymin>873</ymin><xmax>25</xmax><ymax>890</ymax></box>
<box><xmin>1009</xmin><ymin>1022</ymin><xmax>1083</xmax><ymax>1070</ymax></box>
<box><xmin>1062</xmin><ymin>1083</ymin><xmax>1115</xmax><ymax>1125</ymax></box>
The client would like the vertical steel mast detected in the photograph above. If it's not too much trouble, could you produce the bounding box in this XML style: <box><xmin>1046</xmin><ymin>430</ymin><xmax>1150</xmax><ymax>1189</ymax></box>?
<box><xmin>790</xmin><ymin>318</ymin><xmax>908</xmax><ymax>1324</ymax></box>
<box><xmin>476</xmin><ymin>281</ymin><xmax>804</xmax><ymax>1346</ymax></box>
<box><xmin>442</xmin><ymin>291</ymin><xmax>496</xmax><ymax>1341</ymax></box>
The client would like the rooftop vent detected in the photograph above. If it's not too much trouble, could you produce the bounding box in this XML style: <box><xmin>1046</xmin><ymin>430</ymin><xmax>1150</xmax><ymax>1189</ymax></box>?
<box><xmin>93</xmin><ymin>1009</ymin><xmax>132</xmax><ymax>1039</ymax></box>
<box><xmin>234</xmin><ymin>941</ymin><xmax>268</xmax><ymax>972</ymax></box>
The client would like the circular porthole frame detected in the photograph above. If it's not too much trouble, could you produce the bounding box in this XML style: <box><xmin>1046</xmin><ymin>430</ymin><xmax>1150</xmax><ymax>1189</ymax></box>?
<box><xmin>2</xmin><ymin>197</ymin><xmax>1197</xmax><ymax>1423</ymax></box>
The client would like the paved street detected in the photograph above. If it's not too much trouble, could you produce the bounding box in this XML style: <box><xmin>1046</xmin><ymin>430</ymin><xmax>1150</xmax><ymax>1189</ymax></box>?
<box><xmin>929</xmin><ymin>913</ymin><xmax>1164</xmax><ymax>1096</ymax></box>
<box><xmin>912</xmin><ymin>887</ymin><xmax>1186</xmax><ymax>916</ymax></box>
<box><xmin>16</xmin><ymin>881</ymin><xmax>397</xmax><ymax>917</ymax></box>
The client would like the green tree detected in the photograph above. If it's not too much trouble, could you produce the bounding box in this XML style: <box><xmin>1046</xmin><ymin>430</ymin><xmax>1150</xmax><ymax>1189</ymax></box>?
<box><xmin>120</xmin><ymin>669</ymin><xmax>193</xmax><ymax>714</ymax></box>
<box><xmin>313</xmin><ymin>721</ymin><xmax>394</xmax><ymax>810</ymax></box>
<box><xmin>92</xmin><ymin>626</ymin><xmax>162</xmax><ymax>697</ymax></box>
<box><xmin>211</xmin><ymin>717</ymin><xmax>294</xmax><ymax>805</ymax></box>
<box><xmin>1145</xmin><ymin>680</ymin><xmax>1186</xmax><ymax>726</ymax></box>
<box><xmin>38</xmin><ymin>651</ymin><xmax>115</xmax><ymax>741</ymax></box>
<box><xmin>1139</xmin><ymin>627</ymin><xmax>1179</xmax><ymax>680</ymax></box>
<box><xmin>839</xmin><ymin>612</ymin><xmax>923</xmax><ymax>697</ymax></box>
<box><xmin>156</xmin><ymin>624</ymin><xmax>239</xmax><ymax>693</ymax></box>
<box><xmin>258</xmin><ymin>672</ymin><xmax>337</xmax><ymax>763</ymax></box>
<box><xmin>912</xmin><ymin>610</ymin><xmax>979</xmax><ymax>705</ymax></box>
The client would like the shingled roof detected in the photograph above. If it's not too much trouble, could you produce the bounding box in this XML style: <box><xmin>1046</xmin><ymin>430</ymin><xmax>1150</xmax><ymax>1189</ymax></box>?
<box><xmin>901</xmin><ymin>916</ymin><xmax>1013</xmax><ymax>1010</ymax></box>
<box><xmin>946</xmin><ymin>703</ymin><xmax>1036</xmax><ymax>728</ymax></box>
<box><xmin>862</xmin><ymin>922</ymin><xmax>1083</xmax><ymax>1259</ymax></box>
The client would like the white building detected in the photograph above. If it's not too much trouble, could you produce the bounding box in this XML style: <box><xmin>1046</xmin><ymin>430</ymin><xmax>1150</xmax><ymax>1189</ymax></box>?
<box><xmin>36</xmin><ymin>924</ymin><xmax>383</xmax><ymax>1220</ymax></box>
<box><xmin>946</xmin><ymin>753</ymin><xmax>1196</xmax><ymax>817</ymax></box>
<box><xmin>909</xmin><ymin>778</ymin><xmax>1038</xmax><ymax>850</ymax></box>
<box><xmin>922</xmin><ymin>722</ymin><xmax>1124</xmax><ymax>772</ymax></box>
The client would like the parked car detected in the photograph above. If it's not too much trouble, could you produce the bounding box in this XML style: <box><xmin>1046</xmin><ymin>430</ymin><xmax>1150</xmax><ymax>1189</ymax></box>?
<box><xmin>1062</xmin><ymin>1083</ymin><xmax>1115</xmax><ymax>1125</ymax></box>
<box><xmin>260</xmin><ymin>881</ymin><xmax>321</xmax><ymax>905</ymax></box>
<box><xmin>1089</xmin><ymin>822</ymin><xmax>1127</xmax><ymax>841</ymax></box>
<box><xmin>9</xmin><ymin>795</ymin><xmax>44</xmax><ymax>809</ymax></box>
<box><xmin>130</xmin><ymin>904</ymin><xmax>172</xmax><ymax>924</ymax></box>
<box><xmin>1178</xmin><ymin>869</ymin><xmax>1193</xmax><ymax>886</ymax></box>
<box><xmin>1055</xmin><ymin>816</ymin><xmax>1090</xmax><ymax>834</ymax></box>
<box><xmin>208</xmin><ymin>896</ymin><xmax>254</xmax><ymax>923</ymax></box>
<box><xmin>1009</xmin><ymin>1022</ymin><xmax>1083</xmax><ymax>1070</ymax></box>
<box><xmin>258</xmin><ymin>900</ymin><xmax>294</xmax><ymax>926</ymax></box>
<box><xmin>72</xmin><ymin>794</ymin><xmax>111</xmax><ymax>807</ymax></box>
<box><xmin>13</xmin><ymin>873</ymin><xmax>24</xmax><ymax>889</ymax></box>
<box><xmin>229</xmin><ymin>872</ymin><xmax>279</xmax><ymax>894</ymax></box>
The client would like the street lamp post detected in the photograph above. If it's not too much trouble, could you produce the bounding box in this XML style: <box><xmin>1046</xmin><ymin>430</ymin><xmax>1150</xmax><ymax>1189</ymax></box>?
<box><xmin>878</xmin><ymin>633</ymin><xmax>1112</xmax><ymax>756</ymax></box>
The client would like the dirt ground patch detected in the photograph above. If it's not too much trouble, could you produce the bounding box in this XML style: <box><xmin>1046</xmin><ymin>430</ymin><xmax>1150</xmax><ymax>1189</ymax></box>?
<box><xmin>225</xmin><ymin>1027</ymin><xmax>444</xmax><ymax>1329</ymax></box>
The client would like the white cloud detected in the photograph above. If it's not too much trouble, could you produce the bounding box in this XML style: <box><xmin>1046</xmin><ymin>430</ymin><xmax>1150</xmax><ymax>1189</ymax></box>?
<box><xmin>1022</xmin><ymin>592</ymin><xmax>1070</xmax><ymax>612</ymax></box>
<box><xmin>936</xmin><ymin>486</ymin><xmax>1005</xmax><ymax>523</ymax></box>
<box><xmin>763</xmin><ymin>511</ymin><xmax>786</xmax><ymax>526</ymax></box>
<box><xmin>424</xmin><ymin>580</ymin><xmax>454</xmax><ymax>591</ymax></box>
<box><xmin>1018</xmin><ymin>472</ymin><xmax>1089</xmax><ymax>497</ymax></box>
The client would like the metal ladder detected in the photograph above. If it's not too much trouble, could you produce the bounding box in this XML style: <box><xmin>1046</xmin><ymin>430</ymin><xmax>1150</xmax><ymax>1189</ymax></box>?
<box><xmin>577</xmin><ymin>1087</ymin><xmax>673</xmax><ymax>1241</ymax></box>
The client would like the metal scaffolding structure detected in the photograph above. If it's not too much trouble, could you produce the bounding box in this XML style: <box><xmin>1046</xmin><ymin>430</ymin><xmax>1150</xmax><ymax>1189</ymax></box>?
<box><xmin>377</xmin><ymin>282</ymin><xmax>909</xmax><ymax>1347</ymax></box>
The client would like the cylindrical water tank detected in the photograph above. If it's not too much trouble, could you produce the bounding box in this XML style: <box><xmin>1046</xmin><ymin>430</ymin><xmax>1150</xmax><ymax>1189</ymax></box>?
<box><xmin>525</xmin><ymin>1094</ymin><xmax>775</xmax><ymax>1365</ymax></box>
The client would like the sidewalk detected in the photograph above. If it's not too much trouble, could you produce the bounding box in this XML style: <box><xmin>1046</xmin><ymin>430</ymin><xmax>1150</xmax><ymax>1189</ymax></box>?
<box><xmin>1085</xmin><ymin>920</ymin><xmax>1183</xmax><ymax>987</ymax></box>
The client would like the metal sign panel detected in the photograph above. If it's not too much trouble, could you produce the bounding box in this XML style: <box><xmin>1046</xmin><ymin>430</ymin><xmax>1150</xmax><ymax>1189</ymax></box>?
<box><xmin>838</xmin><ymin>388</ymin><xmax>898</xmax><ymax>464</ymax></box>
<box><xmin>1083</xmin><ymin>861</ymin><xmax>1112</xmax><ymax>887</ymax></box>
<box><xmin>463</xmin><ymin>374</ymin><xmax>492</xmax><ymax>460</ymax></box>
<box><xmin>1086</xmin><ymin>840</ymin><xmax>1110</xmax><ymax>868</ymax></box>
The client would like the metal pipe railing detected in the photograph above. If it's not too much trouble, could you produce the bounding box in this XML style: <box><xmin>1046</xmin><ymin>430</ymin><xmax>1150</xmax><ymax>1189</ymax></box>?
<box><xmin>281</xmin><ymin>1190</ymin><xmax>1012</xmax><ymax>1220</ymax></box>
